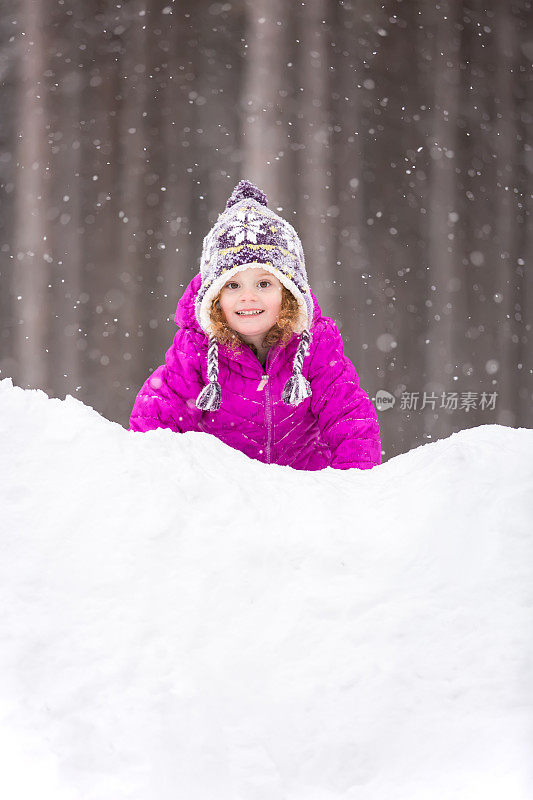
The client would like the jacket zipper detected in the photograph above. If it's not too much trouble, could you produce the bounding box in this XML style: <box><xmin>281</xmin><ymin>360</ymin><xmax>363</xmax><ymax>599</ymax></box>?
<box><xmin>264</xmin><ymin>347</ymin><xmax>280</xmax><ymax>464</ymax></box>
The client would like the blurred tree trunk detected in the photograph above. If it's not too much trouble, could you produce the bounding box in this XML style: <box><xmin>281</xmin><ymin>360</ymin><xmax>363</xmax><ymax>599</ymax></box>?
<box><xmin>240</xmin><ymin>0</ymin><xmax>292</xmax><ymax>212</ymax></box>
<box><xmin>12</xmin><ymin>0</ymin><xmax>49</xmax><ymax>390</ymax></box>
<box><xmin>517</xmin><ymin>2</ymin><xmax>533</xmax><ymax>423</ymax></box>
<box><xmin>156</xmin><ymin>2</ymin><xmax>196</xmax><ymax>352</ymax></box>
<box><xmin>0</xmin><ymin>9</ymin><xmax>20</xmax><ymax>381</ymax></box>
<box><xmin>46</xmin><ymin>2</ymin><xmax>83</xmax><ymax>397</ymax></box>
<box><xmin>423</xmin><ymin>0</ymin><xmax>463</xmax><ymax>439</ymax></box>
<box><xmin>102</xmin><ymin>0</ymin><xmax>149</xmax><ymax>421</ymax></box>
<box><xmin>493</xmin><ymin>1</ymin><xmax>525</xmax><ymax>428</ymax></box>
<box><xmin>331</xmin><ymin>0</ymin><xmax>373</xmax><ymax>349</ymax></box>
<box><xmin>294</xmin><ymin>0</ymin><xmax>336</xmax><ymax>314</ymax></box>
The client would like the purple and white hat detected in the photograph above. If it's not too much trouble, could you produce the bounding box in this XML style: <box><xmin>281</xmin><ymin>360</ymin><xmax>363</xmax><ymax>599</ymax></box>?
<box><xmin>195</xmin><ymin>180</ymin><xmax>313</xmax><ymax>412</ymax></box>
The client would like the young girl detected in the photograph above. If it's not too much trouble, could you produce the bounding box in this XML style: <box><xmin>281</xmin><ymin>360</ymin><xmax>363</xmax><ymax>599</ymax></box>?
<box><xmin>128</xmin><ymin>180</ymin><xmax>382</xmax><ymax>471</ymax></box>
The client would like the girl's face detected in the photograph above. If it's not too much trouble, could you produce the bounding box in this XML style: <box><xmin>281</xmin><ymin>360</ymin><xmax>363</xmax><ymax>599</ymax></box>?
<box><xmin>218</xmin><ymin>266</ymin><xmax>283</xmax><ymax>342</ymax></box>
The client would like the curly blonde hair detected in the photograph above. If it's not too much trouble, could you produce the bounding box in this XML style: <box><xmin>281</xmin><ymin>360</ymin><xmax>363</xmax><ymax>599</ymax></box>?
<box><xmin>209</xmin><ymin>284</ymin><xmax>301</xmax><ymax>357</ymax></box>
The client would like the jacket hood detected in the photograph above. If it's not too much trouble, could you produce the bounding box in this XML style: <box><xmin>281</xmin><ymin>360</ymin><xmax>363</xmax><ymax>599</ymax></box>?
<box><xmin>174</xmin><ymin>272</ymin><xmax>323</xmax><ymax>332</ymax></box>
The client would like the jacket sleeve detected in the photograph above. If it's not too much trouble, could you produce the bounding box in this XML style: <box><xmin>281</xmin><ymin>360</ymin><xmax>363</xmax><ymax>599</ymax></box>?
<box><xmin>308</xmin><ymin>319</ymin><xmax>382</xmax><ymax>470</ymax></box>
<box><xmin>128</xmin><ymin>328</ymin><xmax>205</xmax><ymax>434</ymax></box>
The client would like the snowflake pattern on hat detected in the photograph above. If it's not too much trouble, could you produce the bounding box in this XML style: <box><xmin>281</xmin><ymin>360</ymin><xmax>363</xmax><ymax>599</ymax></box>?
<box><xmin>224</xmin><ymin>207</ymin><xmax>266</xmax><ymax>245</ymax></box>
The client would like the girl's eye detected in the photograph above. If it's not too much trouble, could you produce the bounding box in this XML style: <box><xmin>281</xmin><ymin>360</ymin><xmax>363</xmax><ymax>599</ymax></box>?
<box><xmin>259</xmin><ymin>280</ymin><xmax>271</xmax><ymax>288</ymax></box>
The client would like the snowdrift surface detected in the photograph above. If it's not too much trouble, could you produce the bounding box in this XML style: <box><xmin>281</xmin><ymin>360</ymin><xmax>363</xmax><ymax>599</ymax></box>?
<box><xmin>1</xmin><ymin>377</ymin><xmax>533</xmax><ymax>800</ymax></box>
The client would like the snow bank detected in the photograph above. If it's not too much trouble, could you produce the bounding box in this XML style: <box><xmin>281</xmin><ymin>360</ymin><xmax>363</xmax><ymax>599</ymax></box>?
<box><xmin>1</xmin><ymin>376</ymin><xmax>532</xmax><ymax>800</ymax></box>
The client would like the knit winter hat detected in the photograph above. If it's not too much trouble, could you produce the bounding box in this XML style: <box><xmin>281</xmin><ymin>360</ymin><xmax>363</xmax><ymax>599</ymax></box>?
<box><xmin>195</xmin><ymin>179</ymin><xmax>313</xmax><ymax>412</ymax></box>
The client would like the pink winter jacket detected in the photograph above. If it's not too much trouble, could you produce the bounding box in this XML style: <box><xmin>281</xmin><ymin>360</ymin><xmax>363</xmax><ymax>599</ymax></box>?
<box><xmin>128</xmin><ymin>273</ymin><xmax>382</xmax><ymax>471</ymax></box>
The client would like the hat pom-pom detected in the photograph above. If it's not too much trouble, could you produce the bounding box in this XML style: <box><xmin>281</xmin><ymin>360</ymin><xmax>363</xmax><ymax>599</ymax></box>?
<box><xmin>281</xmin><ymin>374</ymin><xmax>312</xmax><ymax>407</ymax></box>
<box><xmin>226</xmin><ymin>180</ymin><xmax>267</xmax><ymax>209</ymax></box>
<box><xmin>196</xmin><ymin>380</ymin><xmax>222</xmax><ymax>411</ymax></box>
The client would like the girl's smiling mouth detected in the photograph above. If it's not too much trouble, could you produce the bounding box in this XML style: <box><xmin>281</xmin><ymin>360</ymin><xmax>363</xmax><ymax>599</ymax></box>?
<box><xmin>235</xmin><ymin>309</ymin><xmax>264</xmax><ymax>316</ymax></box>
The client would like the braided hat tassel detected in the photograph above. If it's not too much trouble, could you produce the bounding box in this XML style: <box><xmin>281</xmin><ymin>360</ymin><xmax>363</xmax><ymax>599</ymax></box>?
<box><xmin>282</xmin><ymin>329</ymin><xmax>312</xmax><ymax>407</ymax></box>
<box><xmin>196</xmin><ymin>335</ymin><xmax>222</xmax><ymax>411</ymax></box>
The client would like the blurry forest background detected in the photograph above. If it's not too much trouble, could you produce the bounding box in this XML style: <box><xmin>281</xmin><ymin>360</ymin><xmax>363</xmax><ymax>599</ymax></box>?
<box><xmin>1</xmin><ymin>0</ymin><xmax>532</xmax><ymax>461</ymax></box>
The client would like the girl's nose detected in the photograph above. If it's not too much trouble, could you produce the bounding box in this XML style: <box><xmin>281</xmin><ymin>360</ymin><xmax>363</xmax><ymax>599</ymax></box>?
<box><xmin>239</xmin><ymin>286</ymin><xmax>259</xmax><ymax>301</ymax></box>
